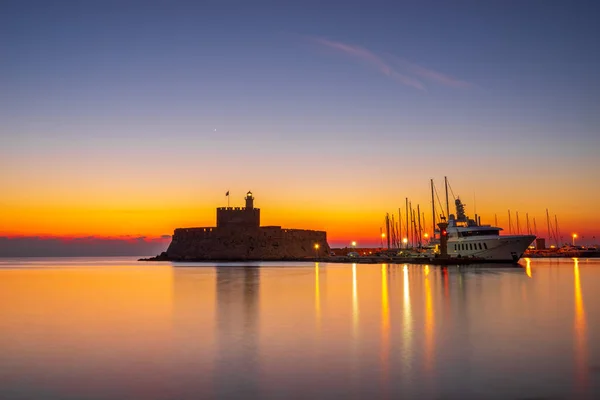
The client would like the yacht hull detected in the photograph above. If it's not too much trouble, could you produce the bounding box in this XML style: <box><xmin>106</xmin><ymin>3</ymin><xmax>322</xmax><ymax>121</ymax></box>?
<box><xmin>448</xmin><ymin>235</ymin><xmax>535</xmax><ymax>262</ymax></box>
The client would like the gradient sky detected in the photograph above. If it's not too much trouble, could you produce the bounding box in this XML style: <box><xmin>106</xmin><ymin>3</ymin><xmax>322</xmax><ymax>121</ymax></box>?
<box><xmin>1</xmin><ymin>0</ymin><xmax>599</xmax><ymax>249</ymax></box>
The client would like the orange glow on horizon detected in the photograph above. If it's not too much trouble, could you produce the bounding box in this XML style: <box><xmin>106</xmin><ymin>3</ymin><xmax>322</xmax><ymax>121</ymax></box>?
<box><xmin>1</xmin><ymin>179</ymin><xmax>599</xmax><ymax>245</ymax></box>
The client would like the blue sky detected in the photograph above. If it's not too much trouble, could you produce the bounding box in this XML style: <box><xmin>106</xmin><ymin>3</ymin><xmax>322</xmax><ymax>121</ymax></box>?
<box><xmin>3</xmin><ymin>1</ymin><xmax>598</xmax><ymax>144</ymax></box>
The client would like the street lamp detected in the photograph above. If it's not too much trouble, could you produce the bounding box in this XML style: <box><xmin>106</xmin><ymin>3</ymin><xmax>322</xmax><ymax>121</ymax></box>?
<box><xmin>351</xmin><ymin>241</ymin><xmax>357</xmax><ymax>253</ymax></box>
<box><xmin>314</xmin><ymin>243</ymin><xmax>320</xmax><ymax>259</ymax></box>
<box><xmin>402</xmin><ymin>238</ymin><xmax>408</xmax><ymax>249</ymax></box>
<box><xmin>424</xmin><ymin>232</ymin><xmax>429</xmax><ymax>243</ymax></box>
<box><xmin>381</xmin><ymin>232</ymin><xmax>385</xmax><ymax>248</ymax></box>
<box><xmin>572</xmin><ymin>234</ymin><xmax>577</xmax><ymax>246</ymax></box>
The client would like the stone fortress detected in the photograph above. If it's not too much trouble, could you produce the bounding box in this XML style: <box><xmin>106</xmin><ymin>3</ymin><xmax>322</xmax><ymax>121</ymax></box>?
<box><xmin>159</xmin><ymin>191</ymin><xmax>330</xmax><ymax>261</ymax></box>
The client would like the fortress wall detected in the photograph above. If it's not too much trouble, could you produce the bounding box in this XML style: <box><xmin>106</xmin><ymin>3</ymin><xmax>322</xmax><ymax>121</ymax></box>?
<box><xmin>166</xmin><ymin>226</ymin><xmax>330</xmax><ymax>261</ymax></box>
<box><xmin>173</xmin><ymin>227</ymin><xmax>216</xmax><ymax>241</ymax></box>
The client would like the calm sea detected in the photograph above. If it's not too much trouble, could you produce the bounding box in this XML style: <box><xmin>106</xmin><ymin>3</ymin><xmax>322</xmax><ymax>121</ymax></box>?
<box><xmin>0</xmin><ymin>257</ymin><xmax>599</xmax><ymax>399</ymax></box>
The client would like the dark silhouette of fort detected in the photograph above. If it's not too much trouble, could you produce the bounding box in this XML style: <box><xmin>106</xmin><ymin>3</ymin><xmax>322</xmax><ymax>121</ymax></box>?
<box><xmin>216</xmin><ymin>193</ymin><xmax>260</xmax><ymax>229</ymax></box>
<box><xmin>156</xmin><ymin>191</ymin><xmax>330</xmax><ymax>261</ymax></box>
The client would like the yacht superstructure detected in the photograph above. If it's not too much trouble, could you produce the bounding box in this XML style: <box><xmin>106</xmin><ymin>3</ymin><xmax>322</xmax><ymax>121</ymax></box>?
<box><xmin>446</xmin><ymin>198</ymin><xmax>535</xmax><ymax>262</ymax></box>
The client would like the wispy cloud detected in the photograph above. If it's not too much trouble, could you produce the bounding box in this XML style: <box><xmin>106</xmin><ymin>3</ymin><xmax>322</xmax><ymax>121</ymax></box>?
<box><xmin>311</xmin><ymin>37</ymin><xmax>472</xmax><ymax>90</ymax></box>
<box><xmin>311</xmin><ymin>37</ymin><xmax>425</xmax><ymax>91</ymax></box>
<box><xmin>392</xmin><ymin>58</ymin><xmax>472</xmax><ymax>88</ymax></box>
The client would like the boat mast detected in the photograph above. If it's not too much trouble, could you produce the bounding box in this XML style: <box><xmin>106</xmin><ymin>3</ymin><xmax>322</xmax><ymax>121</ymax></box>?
<box><xmin>444</xmin><ymin>176</ymin><xmax>450</xmax><ymax>219</ymax></box>
<box><xmin>533</xmin><ymin>217</ymin><xmax>538</xmax><ymax>236</ymax></box>
<box><xmin>390</xmin><ymin>214</ymin><xmax>396</xmax><ymax>248</ymax></box>
<box><xmin>398</xmin><ymin>207</ymin><xmax>402</xmax><ymax>247</ymax></box>
<box><xmin>417</xmin><ymin>204</ymin><xmax>422</xmax><ymax>248</ymax></box>
<box><xmin>474</xmin><ymin>192</ymin><xmax>477</xmax><ymax>225</ymax></box>
<box><xmin>422</xmin><ymin>212</ymin><xmax>426</xmax><ymax>242</ymax></box>
<box><xmin>554</xmin><ymin>215</ymin><xmax>561</xmax><ymax>246</ymax></box>
<box><xmin>508</xmin><ymin>209</ymin><xmax>512</xmax><ymax>234</ymax></box>
<box><xmin>526</xmin><ymin>213</ymin><xmax>531</xmax><ymax>235</ymax></box>
<box><xmin>516</xmin><ymin>211</ymin><xmax>520</xmax><ymax>234</ymax></box>
<box><xmin>412</xmin><ymin>208</ymin><xmax>418</xmax><ymax>249</ymax></box>
<box><xmin>546</xmin><ymin>209</ymin><xmax>552</xmax><ymax>247</ymax></box>
<box><xmin>385</xmin><ymin>213</ymin><xmax>391</xmax><ymax>250</ymax></box>
<box><xmin>408</xmin><ymin>201</ymin><xmax>412</xmax><ymax>247</ymax></box>
<box><xmin>405</xmin><ymin>198</ymin><xmax>409</xmax><ymax>249</ymax></box>
<box><xmin>431</xmin><ymin>179</ymin><xmax>436</xmax><ymax>239</ymax></box>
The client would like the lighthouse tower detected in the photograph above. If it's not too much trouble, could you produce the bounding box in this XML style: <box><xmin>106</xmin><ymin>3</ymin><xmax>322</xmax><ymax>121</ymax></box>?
<box><xmin>245</xmin><ymin>191</ymin><xmax>254</xmax><ymax>210</ymax></box>
<box><xmin>216</xmin><ymin>190</ymin><xmax>260</xmax><ymax>228</ymax></box>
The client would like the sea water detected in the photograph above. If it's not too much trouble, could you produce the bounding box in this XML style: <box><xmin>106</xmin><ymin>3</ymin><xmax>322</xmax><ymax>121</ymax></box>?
<box><xmin>0</xmin><ymin>257</ymin><xmax>598</xmax><ymax>399</ymax></box>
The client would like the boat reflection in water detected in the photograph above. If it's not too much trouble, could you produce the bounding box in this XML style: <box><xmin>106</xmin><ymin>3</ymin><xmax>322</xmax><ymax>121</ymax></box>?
<box><xmin>0</xmin><ymin>258</ymin><xmax>598</xmax><ymax>399</ymax></box>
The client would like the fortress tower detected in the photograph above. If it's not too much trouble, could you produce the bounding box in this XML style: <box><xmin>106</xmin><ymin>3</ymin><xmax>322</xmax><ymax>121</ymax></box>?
<box><xmin>245</xmin><ymin>191</ymin><xmax>254</xmax><ymax>209</ymax></box>
<box><xmin>216</xmin><ymin>191</ymin><xmax>260</xmax><ymax>229</ymax></box>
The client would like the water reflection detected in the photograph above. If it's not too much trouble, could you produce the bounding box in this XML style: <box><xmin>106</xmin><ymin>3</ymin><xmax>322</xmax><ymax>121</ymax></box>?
<box><xmin>1</xmin><ymin>259</ymin><xmax>599</xmax><ymax>399</ymax></box>
<box><xmin>352</xmin><ymin>263</ymin><xmax>359</xmax><ymax>337</ymax></box>
<box><xmin>215</xmin><ymin>267</ymin><xmax>261</xmax><ymax>398</ymax></box>
<box><xmin>525</xmin><ymin>257</ymin><xmax>532</xmax><ymax>278</ymax></box>
<box><xmin>442</xmin><ymin>267</ymin><xmax>450</xmax><ymax>315</ymax></box>
<box><xmin>403</xmin><ymin>265</ymin><xmax>413</xmax><ymax>375</ymax></box>
<box><xmin>573</xmin><ymin>258</ymin><xmax>588</xmax><ymax>393</ymax></box>
<box><xmin>315</xmin><ymin>262</ymin><xmax>321</xmax><ymax>327</ymax></box>
<box><xmin>424</xmin><ymin>265</ymin><xmax>434</xmax><ymax>373</ymax></box>
<box><xmin>381</xmin><ymin>264</ymin><xmax>390</xmax><ymax>387</ymax></box>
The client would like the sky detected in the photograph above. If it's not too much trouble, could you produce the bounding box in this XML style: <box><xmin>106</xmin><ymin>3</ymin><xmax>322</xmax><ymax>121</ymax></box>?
<box><xmin>1</xmin><ymin>0</ymin><xmax>599</xmax><ymax>253</ymax></box>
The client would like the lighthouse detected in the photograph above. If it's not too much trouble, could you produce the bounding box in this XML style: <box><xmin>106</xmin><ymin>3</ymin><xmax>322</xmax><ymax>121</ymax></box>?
<box><xmin>216</xmin><ymin>190</ymin><xmax>260</xmax><ymax>228</ymax></box>
<box><xmin>245</xmin><ymin>191</ymin><xmax>254</xmax><ymax>210</ymax></box>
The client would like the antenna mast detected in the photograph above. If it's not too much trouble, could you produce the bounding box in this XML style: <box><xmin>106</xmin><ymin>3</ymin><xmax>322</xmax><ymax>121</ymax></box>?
<box><xmin>431</xmin><ymin>179</ymin><xmax>436</xmax><ymax>239</ymax></box>
<box><xmin>444</xmin><ymin>176</ymin><xmax>450</xmax><ymax>218</ymax></box>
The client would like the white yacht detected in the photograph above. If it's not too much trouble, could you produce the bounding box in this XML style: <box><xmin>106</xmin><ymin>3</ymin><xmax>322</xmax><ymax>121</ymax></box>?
<box><xmin>446</xmin><ymin>198</ymin><xmax>535</xmax><ymax>262</ymax></box>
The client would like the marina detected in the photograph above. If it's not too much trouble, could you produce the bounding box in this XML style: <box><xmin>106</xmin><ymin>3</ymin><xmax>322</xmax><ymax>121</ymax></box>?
<box><xmin>142</xmin><ymin>177</ymin><xmax>544</xmax><ymax>265</ymax></box>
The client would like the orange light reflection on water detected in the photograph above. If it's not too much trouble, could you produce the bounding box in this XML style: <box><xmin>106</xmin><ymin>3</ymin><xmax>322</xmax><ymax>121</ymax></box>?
<box><xmin>424</xmin><ymin>265</ymin><xmax>434</xmax><ymax>373</ymax></box>
<box><xmin>0</xmin><ymin>266</ymin><xmax>175</xmax><ymax>398</ymax></box>
<box><xmin>403</xmin><ymin>265</ymin><xmax>412</xmax><ymax>375</ymax></box>
<box><xmin>315</xmin><ymin>262</ymin><xmax>321</xmax><ymax>329</ymax></box>
<box><xmin>573</xmin><ymin>258</ymin><xmax>588</xmax><ymax>393</ymax></box>
<box><xmin>352</xmin><ymin>263</ymin><xmax>359</xmax><ymax>338</ymax></box>
<box><xmin>380</xmin><ymin>264</ymin><xmax>390</xmax><ymax>388</ymax></box>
